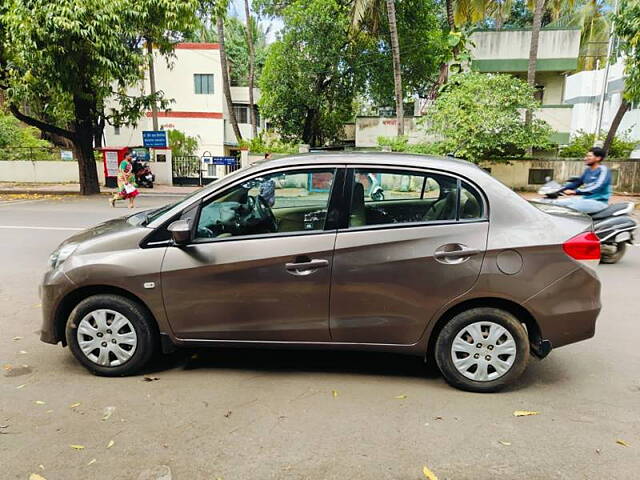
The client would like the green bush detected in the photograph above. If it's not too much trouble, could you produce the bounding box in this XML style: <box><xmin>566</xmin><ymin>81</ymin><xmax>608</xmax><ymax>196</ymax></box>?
<box><xmin>559</xmin><ymin>130</ymin><xmax>636</xmax><ymax>159</ymax></box>
<box><xmin>0</xmin><ymin>109</ymin><xmax>55</xmax><ymax>160</ymax></box>
<box><xmin>239</xmin><ymin>133</ymin><xmax>299</xmax><ymax>154</ymax></box>
<box><xmin>376</xmin><ymin>136</ymin><xmax>444</xmax><ymax>155</ymax></box>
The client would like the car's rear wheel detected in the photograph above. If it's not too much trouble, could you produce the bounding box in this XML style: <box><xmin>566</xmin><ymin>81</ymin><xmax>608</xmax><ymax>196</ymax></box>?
<box><xmin>435</xmin><ymin>308</ymin><xmax>529</xmax><ymax>393</ymax></box>
<box><xmin>66</xmin><ymin>294</ymin><xmax>157</xmax><ymax>376</ymax></box>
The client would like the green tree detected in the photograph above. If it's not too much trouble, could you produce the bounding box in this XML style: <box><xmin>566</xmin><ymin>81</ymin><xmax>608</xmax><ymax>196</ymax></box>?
<box><xmin>2</xmin><ymin>0</ymin><xmax>197</xmax><ymax>194</ymax></box>
<box><xmin>603</xmin><ymin>0</ymin><xmax>640</xmax><ymax>155</ymax></box>
<box><xmin>259</xmin><ymin>0</ymin><xmax>364</xmax><ymax>145</ymax></box>
<box><xmin>425</xmin><ymin>72</ymin><xmax>552</xmax><ymax>162</ymax></box>
<box><xmin>168</xmin><ymin>129</ymin><xmax>199</xmax><ymax>157</ymax></box>
<box><xmin>351</xmin><ymin>0</ymin><xmax>405</xmax><ymax>136</ymax></box>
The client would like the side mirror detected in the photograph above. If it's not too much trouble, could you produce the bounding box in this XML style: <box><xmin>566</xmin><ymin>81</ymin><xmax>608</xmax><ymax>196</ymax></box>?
<box><xmin>167</xmin><ymin>219</ymin><xmax>191</xmax><ymax>245</ymax></box>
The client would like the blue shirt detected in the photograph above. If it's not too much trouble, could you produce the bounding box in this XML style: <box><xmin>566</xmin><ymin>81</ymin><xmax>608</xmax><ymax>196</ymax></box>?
<box><xmin>563</xmin><ymin>165</ymin><xmax>612</xmax><ymax>202</ymax></box>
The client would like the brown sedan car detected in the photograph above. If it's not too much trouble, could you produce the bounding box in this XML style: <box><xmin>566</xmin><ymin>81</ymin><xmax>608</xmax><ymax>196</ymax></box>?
<box><xmin>41</xmin><ymin>153</ymin><xmax>601</xmax><ymax>392</ymax></box>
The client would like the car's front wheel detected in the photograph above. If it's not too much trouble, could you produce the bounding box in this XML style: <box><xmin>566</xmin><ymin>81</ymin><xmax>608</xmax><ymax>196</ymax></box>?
<box><xmin>435</xmin><ymin>308</ymin><xmax>529</xmax><ymax>393</ymax></box>
<box><xmin>66</xmin><ymin>294</ymin><xmax>157</xmax><ymax>376</ymax></box>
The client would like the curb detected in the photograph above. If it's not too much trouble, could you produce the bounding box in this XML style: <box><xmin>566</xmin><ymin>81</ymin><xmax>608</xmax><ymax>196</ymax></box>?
<box><xmin>0</xmin><ymin>189</ymin><xmax>190</xmax><ymax>197</ymax></box>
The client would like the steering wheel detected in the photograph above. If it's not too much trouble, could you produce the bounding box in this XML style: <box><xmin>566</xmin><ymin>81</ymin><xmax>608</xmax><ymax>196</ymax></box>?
<box><xmin>254</xmin><ymin>195</ymin><xmax>278</xmax><ymax>232</ymax></box>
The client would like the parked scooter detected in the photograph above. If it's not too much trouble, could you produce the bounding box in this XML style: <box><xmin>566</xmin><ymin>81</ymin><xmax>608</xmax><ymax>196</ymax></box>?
<box><xmin>538</xmin><ymin>177</ymin><xmax>637</xmax><ymax>264</ymax></box>
<box><xmin>131</xmin><ymin>157</ymin><xmax>155</xmax><ymax>188</ymax></box>
<box><xmin>368</xmin><ymin>173</ymin><xmax>384</xmax><ymax>201</ymax></box>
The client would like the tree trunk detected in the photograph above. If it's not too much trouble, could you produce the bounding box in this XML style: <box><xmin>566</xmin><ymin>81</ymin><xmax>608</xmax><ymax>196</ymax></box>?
<box><xmin>146</xmin><ymin>40</ymin><xmax>159</xmax><ymax>131</ymax></box>
<box><xmin>244</xmin><ymin>0</ymin><xmax>258</xmax><ymax>138</ymax></box>
<box><xmin>445</xmin><ymin>0</ymin><xmax>455</xmax><ymax>31</ymax></box>
<box><xmin>218</xmin><ymin>17</ymin><xmax>243</xmax><ymax>144</ymax></box>
<box><xmin>94</xmin><ymin>115</ymin><xmax>105</xmax><ymax>149</ymax></box>
<box><xmin>603</xmin><ymin>99</ymin><xmax>629</xmax><ymax>156</ymax></box>
<box><xmin>386</xmin><ymin>0</ymin><xmax>404</xmax><ymax>136</ymax></box>
<box><xmin>72</xmin><ymin>95</ymin><xmax>100</xmax><ymax>195</ymax></box>
<box><xmin>302</xmin><ymin>108</ymin><xmax>317</xmax><ymax>146</ymax></box>
<box><xmin>525</xmin><ymin>0</ymin><xmax>545</xmax><ymax>127</ymax></box>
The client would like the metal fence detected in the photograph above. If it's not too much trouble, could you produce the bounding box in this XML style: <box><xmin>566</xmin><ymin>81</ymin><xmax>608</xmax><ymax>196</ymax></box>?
<box><xmin>0</xmin><ymin>146</ymin><xmax>67</xmax><ymax>162</ymax></box>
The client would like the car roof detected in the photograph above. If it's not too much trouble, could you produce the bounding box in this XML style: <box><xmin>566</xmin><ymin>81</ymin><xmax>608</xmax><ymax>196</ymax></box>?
<box><xmin>259</xmin><ymin>152</ymin><xmax>480</xmax><ymax>173</ymax></box>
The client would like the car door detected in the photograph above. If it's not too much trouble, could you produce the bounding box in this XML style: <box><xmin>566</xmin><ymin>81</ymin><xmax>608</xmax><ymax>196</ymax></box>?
<box><xmin>161</xmin><ymin>166</ymin><xmax>343</xmax><ymax>341</ymax></box>
<box><xmin>330</xmin><ymin>167</ymin><xmax>489</xmax><ymax>344</ymax></box>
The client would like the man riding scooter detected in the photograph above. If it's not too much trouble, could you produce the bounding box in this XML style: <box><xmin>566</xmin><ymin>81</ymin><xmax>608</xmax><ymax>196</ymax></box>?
<box><xmin>551</xmin><ymin>146</ymin><xmax>612</xmax><ymax>213</ymax></box>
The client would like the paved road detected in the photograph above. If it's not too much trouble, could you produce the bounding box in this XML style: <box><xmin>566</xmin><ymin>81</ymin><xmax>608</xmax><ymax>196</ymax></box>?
<box><xmin>1</xmin><ymin>195</ymin><xmax>639</xmax><ymax>480</ymax></box>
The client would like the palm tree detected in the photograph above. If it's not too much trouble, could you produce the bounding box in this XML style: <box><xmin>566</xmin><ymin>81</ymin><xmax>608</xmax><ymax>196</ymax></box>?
<box><xmin>525</xmin><ymin>0</ymin><xmax>545</xmax><ymax>127</ymax></box>
<box><xmin>351</xmin><ymin>0</ymin><xmax>404</xmax><ymax>136</ymax></box>
<box><xmin>243</xmin><ymin>0</ymin><xmax>257</xmax><ymax>138</ymax></box>
<box><xmin>217</xmin><ymin>16</ymin><xmax>243</xmax><ymax>143</ymax></box>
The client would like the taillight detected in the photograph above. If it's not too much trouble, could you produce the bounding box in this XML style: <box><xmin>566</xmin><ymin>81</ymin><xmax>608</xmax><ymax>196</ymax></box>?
<box><xmin>563</xmin><ymin>232</ymin><xmax>601</xmax><ymax>260</ymax></box>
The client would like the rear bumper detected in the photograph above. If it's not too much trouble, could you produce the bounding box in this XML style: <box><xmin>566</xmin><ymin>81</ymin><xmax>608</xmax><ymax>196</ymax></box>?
<box><xmin>524</xmin><ymin>266</ymin><xmax>601</xmax><ymax>349</ymax></box>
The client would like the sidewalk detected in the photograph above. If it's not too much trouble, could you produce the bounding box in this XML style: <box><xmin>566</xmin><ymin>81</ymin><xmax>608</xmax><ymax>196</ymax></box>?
<box><xmin>0</xmin><ymin>182</ymin><xmax>200</xmax><ymax>196</ymax></box>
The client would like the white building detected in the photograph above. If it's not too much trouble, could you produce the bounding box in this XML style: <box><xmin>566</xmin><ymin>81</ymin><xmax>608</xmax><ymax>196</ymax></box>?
<box><xmin>564</xmin><ymin>61</ymin><xmax>640</xmax><ymax>142</ymax></box>
<box><xmin>103</xmin><ymin>42</ymin><xmax>263</xmax><ymax>158</ymax></box>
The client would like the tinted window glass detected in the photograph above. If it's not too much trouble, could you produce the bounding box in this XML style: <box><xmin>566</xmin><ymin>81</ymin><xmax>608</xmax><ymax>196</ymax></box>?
<box><xmin>195</xmin><ymin>169</ymin><xmax>335</xmax><ymax>239</ymax></box>
<box><xmin>349</xmin><ymin>169</ymin><xmax>458</xmax><ymax>227</ymax></box>
<box><xmin>459</xmin><ymin>181</ymin><xmax>484</xmax><ymax>219</ymax></box>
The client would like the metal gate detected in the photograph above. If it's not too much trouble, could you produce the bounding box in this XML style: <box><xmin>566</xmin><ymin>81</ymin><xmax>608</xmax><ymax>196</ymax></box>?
<box><xmin>172</xmin><ymin>156</ymin><xmax>203</xmax><ymax>186</ymax></box>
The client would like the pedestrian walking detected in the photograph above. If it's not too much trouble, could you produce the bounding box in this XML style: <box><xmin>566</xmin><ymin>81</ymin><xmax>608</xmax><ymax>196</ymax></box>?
<box><xmin>110</xmin><ymin>154</ymin><xmax>139</xmax><ymax>209</ymax></box>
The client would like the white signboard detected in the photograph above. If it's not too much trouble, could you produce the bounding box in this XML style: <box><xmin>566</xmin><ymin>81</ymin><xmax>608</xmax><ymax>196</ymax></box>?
<box><xmin>105</xmin><ymin>151</ymin><xmax>119</xmax><ymax>177</ymax></box>
<box><xmin>60</xmin><ymin>150</ymin><xmax>73</xmax><ymax>161</ymax></box>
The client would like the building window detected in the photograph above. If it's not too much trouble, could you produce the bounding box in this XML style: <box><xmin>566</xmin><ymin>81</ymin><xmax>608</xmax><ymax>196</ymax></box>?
<box><xmin>528</xmin><ymin>168</ymin><xmax>554</xmax><ymax>185</ymax></box>
<box><xmin>114</xmin><ymin>126</ymin><xmax>121</xmax><ymax>135</ymax></box>
<box><xmin>233</xmin><ymin>105</ymin><xmax>249</xmax><ymax>124</ymax></box>
<box><xmin>194</xmin><ymin>74</ymin><xmax>214</xmax><ymax>94</ymax></box>
<box><xmin>534</xmin><ymin>85</ymin><xmax>544</xmax><ymax>103</ymax></box>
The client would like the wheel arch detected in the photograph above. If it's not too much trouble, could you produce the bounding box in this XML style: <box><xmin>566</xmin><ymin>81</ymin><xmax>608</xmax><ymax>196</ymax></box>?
<box><xmin>426</xmin><ymin>297</ymin><xmax>544</xmax><ymax>359</ymax></box>
<box><xmin>54</xmin><ymin>285</ymin><xmax>160</xmax><ymax>346</ymax></box>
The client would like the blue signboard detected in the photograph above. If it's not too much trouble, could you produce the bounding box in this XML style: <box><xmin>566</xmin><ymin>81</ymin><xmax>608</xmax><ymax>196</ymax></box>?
<box><xmin>202</xmin><ymin>156</ymin><xmax>238</xmax><ymax>166</ymax></box>
<box><xmin>142</xmin><ymin>130</ymin><xmax>168</xmax><ymax>148</ymax></box>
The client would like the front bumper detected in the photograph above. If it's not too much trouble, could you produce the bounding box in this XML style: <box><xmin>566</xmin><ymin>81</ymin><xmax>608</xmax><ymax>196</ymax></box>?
<box><xmin>524</xmin><ymin>266</ymin><xmax>601</xmax><ymax>349</ymax></box>
<box><xmin>40</xmin><ymin>268</ymin><xmax>75</xmax><ymax>345</ymax></box>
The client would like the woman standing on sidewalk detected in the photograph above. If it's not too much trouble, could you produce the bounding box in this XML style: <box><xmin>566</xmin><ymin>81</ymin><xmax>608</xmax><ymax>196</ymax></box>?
<box><xmin>110</xmin><ymin>154</ymin><xmax>139</xmax><ymax>208</ymax></box>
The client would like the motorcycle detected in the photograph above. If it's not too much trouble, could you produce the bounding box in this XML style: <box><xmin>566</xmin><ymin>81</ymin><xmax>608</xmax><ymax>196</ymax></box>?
<box><xmin>538</xmin><ymin>177</ymin><xmax>637</xmax><ymax>264</ymax></box>
<box><xmin>131</xmin><ymin>158</ymin><xmax>155</xmax><ymax>188</ymax></box>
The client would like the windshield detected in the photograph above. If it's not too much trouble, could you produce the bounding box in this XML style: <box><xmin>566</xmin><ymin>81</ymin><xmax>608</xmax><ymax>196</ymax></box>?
<box><xmin>127</xmin><ymin>187</ymin><xmax>207</xmax><ymax>227</ymax></box>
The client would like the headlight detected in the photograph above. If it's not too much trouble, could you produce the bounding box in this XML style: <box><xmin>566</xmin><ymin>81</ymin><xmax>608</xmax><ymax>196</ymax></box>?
<box><xmin>49</xmin><ymin>243</ymin><xmax>78</xmax><ymax>269</ymax></box>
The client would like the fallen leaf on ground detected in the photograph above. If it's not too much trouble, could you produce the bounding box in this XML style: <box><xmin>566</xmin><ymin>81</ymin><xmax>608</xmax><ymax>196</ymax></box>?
<box><xmin>46</xmin><ymin>410</ymin><xmax>53</xmax><ymax>414</ymax></box>
<box><xmin>33</xmin><ymin>303</ymin><xmax>41</xmax><ymax>308</ymax></box>
<box><xmin>69</xmin><ymin>403</ymin><xmax>81</xmax><ymax>408</ymax></box>
<box><xmin>38</xmin><ymin>465</ymin><xmax>45</xmax><ymax>470</ymax></box>
<box><xmin>29</xmin><ymin>474</ymin><xmax>46</xmax><ymax>480</ymax></box>
<box><xmin>616</xmin><ymin>439</ymin><xmax>631</xmax><ymax>447</ymax></box>
<box><xmin>434</xmin><ymin>416</ymin><xmax>443</xmax><ymax>420</ymax></box>
<box><xmin>332</xmin><ymin>390</ymin><xmax>338</xmax><ymax>398</ymax></box>
<box><xmin>18</xmin><ymin>350</ymin><xmax>28</xmax><ymax>354</ymax></box>
<box><xmin>513</xmin><ymin>410</ymin><xmax>539</xmax><ymax>417</ymax></box>
<box><xmin>3</xmin><ymin>364</ymin><xmax>12</xmax><ymax>370</ymax></box>
<box><xmin>102</xmin><ymin>406</ymin><xmax>116</xmax><ymax>421</ymax></box>
<box><xmin>498</xmin><ymin>441</ymin><xmax>512</xmax><ymax>446</ymax></box>
<box><xmin>34</xmin><ymin>400</ymin><xmax>46</xmax><ymax>405</ymax></box>
<box><xmin>12</xmin><ymin>336</ymin><xmax>22</xmax><ymax>341</ymax></box>
<box><xmin>224</xmin><ymin>410</ymin><xmax>232</xmax><ymax>418</ymax></box>
<box><xmin>87</xmin><ymin>459</ymin><xmax>97</xmax><ymax>466</ymax></box>
<box><xmin>395</xmin><ymin>395</ymin><xmax>408</xmax><ymax>399</ymax></box>
<box><xmin>595</xmin><ymin>449</ymin><xmax>601</xmax><ymax>455</ymax></box>
<box><xmin>16</xmin><ymin>384</ymin><xmax>26</xmax><ymax>389</ymax></box>
<box><xmin>70</xmin><ymin>444</ymin><xmax>85</xmax><ymax>450</ymax></box>
<box><xmin>143</xmin><ymin>376</ymin><xmax>159</xmax><ymax>382</ymax></box>
<box><xmin>107</xmin><ymin>439</ymin><xmax>115</xmax><ymax>449</ymax></box>
<box><xmin>423</xmin><ymin>465</ymin><xmax>438</xmax><ymax>480</ymax></box>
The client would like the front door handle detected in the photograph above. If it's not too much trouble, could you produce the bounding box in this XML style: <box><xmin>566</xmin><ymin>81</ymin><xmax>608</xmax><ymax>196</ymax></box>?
<box><xmin>285</xmin><ymin>258</ymin><xmax>329</xmax><ymax>275</ymax></box>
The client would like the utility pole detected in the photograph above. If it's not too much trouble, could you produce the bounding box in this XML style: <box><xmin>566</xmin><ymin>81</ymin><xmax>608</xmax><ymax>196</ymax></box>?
<box><xmin>594</xmin><ymin>0</ymin><xmax>619</xmax><ymax>144</ymax></box>
<box><xmin>146</xmin><ymin>39</ymin><xmax>159</xmax><ymax>131</ymax></box>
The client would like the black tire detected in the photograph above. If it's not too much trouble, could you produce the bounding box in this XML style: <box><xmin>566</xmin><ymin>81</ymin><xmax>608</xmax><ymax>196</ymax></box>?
<box><xmin>66</xmin><ymin>294</ymin><xmax>158</xmax><ymax>376</ymax></box>
<box><xmin>435</xmin><ymin>308</ymin><xmax>530</xmax><ymax>393</ymax></box>
<box><xmin>600</xmin><ymin>242</ymin><xmax>626</xmax><ymax>264</ymax></box>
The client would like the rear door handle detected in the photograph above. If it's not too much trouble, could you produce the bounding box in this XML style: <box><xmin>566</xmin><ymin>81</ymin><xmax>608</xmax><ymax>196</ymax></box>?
<box><xmin>434</xmin><ymin>248</ymin><xmax>481</xmax><ymax>259</ymax></box>
<box><xmin>285</xmin><ymin>259</ymin><xmax>329</xmax><ymax>275</ymax></box>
